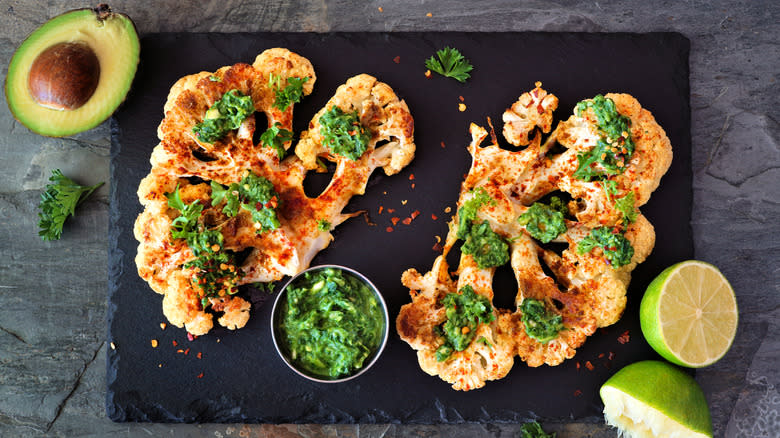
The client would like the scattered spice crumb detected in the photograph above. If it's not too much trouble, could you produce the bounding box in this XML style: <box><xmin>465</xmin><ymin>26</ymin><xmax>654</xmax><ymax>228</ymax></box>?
<box><xmin>431</xmin><ymin>214</ymin><xmax>438</xmax><ymax>220</ymax></box>
<box><xmin>444</xmin><ymin>206</ymin><xmax>452</xmax><ymax>213</ymax></box>
<box><xmin>378</xmin><ymin>205</ymin><xmax>384</xmax><ymax>214</ymax></box>
<box><xmin>386</xmin><ymin>226</ymin><xmax>394</xmax><ymax>233</ymax></box>
<box><xmin>160</xmin><ymin>323</ymin><xmax>167</xmax><ymax>330</ymax></box>
<box><xmin>425</xmin><ymin>70</ymin><xmax>432</xmax><ymax>78</ymax></box>
<box><xmin>110</xmin><ymin>342</ymin><xmax>116</xmax><ymax>350</ymax></box>
<box><xmin>172</xmin><ymin>340</ymin><xmax>178</xmax><ymax>347</ymax></box>
<box><xmin>402</xmin><ymin>217</ymin><xmax>412</xmax><ymax>225</ymax></box>
<box><xmin>383</xmin><ymin>191</ymin><xmax>387</xmax><ymax>195</ymax></box>
<box><xmin>184</xmin><ymin>348</ymin><xmax>190</xmax><ymax>355</ymax></box>
<box><xmin>432</xmin><ymin>242</ymin><xmax>443</xmax><ymax>252</ymax></box>
<box><xmin>608</xmin><ymin>351</ymin><xmax>615</xmax><ymax>360</ymax></box>
<box><xmin>159</xmin><ymin>363</ymin><xmax>163</xmax><ymax>368</ymax></box>
<box><xmin>393</xmin><ymin>55</ymin><xmax>401</xmax><ymax>64</ymax></box>
<box><xmin>197</xmin><ymin>372</ymin><xmax>204</xmax><ymax>379</ymax></box>
<box><xmin>435</xmin><ymin>235</ymin><xmax>441</xmax><ymax>243</ymax></box>
<box><xmin>391</xmin><ymin>217</ymin><xmax>400</xmax><ymax>225</ymax></box>
<box><xmin>378</xmin><ymin>6</ymin><xmax>383</xmax><ymax>12</ymax></box>
<box><xmin>459</xmin><ymin>96</ymin><xmax>464</xmax><ymax>102</ymax></box>
<box><xmin>409</xmin><ymin>174</ymin><xmax>415</xmax><ymax>180</ymax></box>
<box><xmin>411</xmin><ymin>183</ymin><xmax>415</xmax><ymax>189</ymax></box>
<box><xmin>387</xmin><ymin>208</ymin><xmax>395</xmax><ymax>213</ymax></box>
<box><xmin>151</xmin><ymin>339</ymin><xmax>158</xmax><ymax>348</ymax></box>
<box><xmin>458</xmin><ymin>103</ymin><xmax>466</xmax><ymax>112</ymax></box>
<box><xmin>585</xmin><ymin>361</ymin><xmax>595</xmax><ymax>371</ymax></box>
<box><xmin>617</xmin><ymin>330</ymin><xmax>630</xmax><ymax>344</ymax></box>
<box><xmin>573</xmin><ymin>389</ymin><xmax>583</xmax><ymax>397</ymax></box>
<box><xmin>440</xmin><ymin>141</ymin><xmax>446</xmax><ymax>148</ymax></box>
<box><xmin>576</xmin><ymin>361</ymin><xmax>580</xmax><ymax>370</ymax></box>
<box><xmin>598</xmin><ymin>353</ymin><xmax>605</xmax><ymax>359</ymax></box>
<box><xmin>217</xmin><ymin>338</ymin><xmax>221</xmax><ymax>343</ymax></box>
<box><xmin>426</xmin><ymin>12</ymin><xmax>432</xmax><ymax>17</ymax></box>
<box><xmin>197</xmin><ymin>352</ymin><xmax>202</xmax><ymax>359</ymax></box>
<box><xmin>411</xmin><ymin>210</ymin><xmax>420</xmax><ymax>219</ymax></box>
<box><xmin>177</xmin><ymin>349</ymin><xmax>184</xmax><ymax>354</ymax></box>
<box><xmin>187</xmin><ymin>333</ymin><xmax>196</xmax><ymax>342</ymax></box>
<box><xmin>401</xmin><ymin>199</ymin><xmax>408</xmax><ymax>205</ymax></box>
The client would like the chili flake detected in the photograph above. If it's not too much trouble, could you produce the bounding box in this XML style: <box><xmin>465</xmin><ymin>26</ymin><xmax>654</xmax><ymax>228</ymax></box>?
<box><xmin>585</xmin><ymin>361</ymin><xmax>595</xmax><ymax>371</ymax></box>
<box><xmin>378</xmin><ymin>6</ymin><xmax>383</xmax><ymax>12</ymax></box>
<box><xmin>391</xmin><ymin>217</ymin><xmax>400</xmax><ymax>225</ymax></box>
<box><xmin>386</xmin><ymin>227</ymin><xmax>393</xmax><ymax>233</ymax></box>
<box><xmin>617</xmin><ymin>330</ymin><xmax>630</xmax><ymax>344</ymax></box>
<box><xmin>160</xmin><ymin>323</ymin><xmax>167</xmax><ymax>330</ymax></box>
<box><xmin>425</xmin><ymin>70</ymin><xmax>432</xmax><ymax>78</ymax></box>
<box><xmin>393</xmin><ymin>56</ymin><xmax>401</xmax><ymax>64</ymax></box>
<box><xmin>402</xmin><ymin>217</ymin><xmax>412</xmax><ymax>225</ymax></box>
<box><xmin>431</xmin><ymin>214</ymin><xmax>438</xmax><ymax>220</ymax></box>
<box><xmin>458</xmin><ymin>103</ymin><xmax>466</xmax><ymax>112</ymax></box>
<box><xmin>197</xmin><ymin>372</ymin><xmax>204</xmax><ymax>379</ymax></box>
<box><xmin>197</xmin><ymin>352</ymin><xmax>203</xmax><ymax>359</ymax></box>
<box><xmin>151</xmin><ymin>339</ymin><xmax>158</xmax><ymax>348</ymax></box>
<box><xmin>187</xmin><ymin>333</ymin><xmax>196</xmax><ymax>341</ymax></box>
<box><xmin>378</xmin><ymin>205</ymin><xmax>384</xmax><ymax>214</ymax></box>
<box><xmin>426</xmin><ymin>12</ymin><xmax>432</xmax><ymax>17</ymax></box>
<box><xmin>172</xmin><ymin>340</ymin><xmax>178</xmax><ymax>347</ymax></box>
<box><xmin>573</xmin><ymin>389</ymin><xmax>583</xmax><ymax>397</ymax></box>
<box><xmin>440</xmin><ymin>141</ymin><xmax>446</xmax><ymax>148</ymax></box>
<box><xmin>387</xmin><ymin>208</ymin><xmax>395</xmax><ymax>213</ymax></box>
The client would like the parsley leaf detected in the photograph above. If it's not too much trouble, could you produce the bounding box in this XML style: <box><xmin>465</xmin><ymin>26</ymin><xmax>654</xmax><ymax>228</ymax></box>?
<box><xmin>37</xmin><ymin>169</ymin><xmax>103</xmax><ymax>241</ymax></box>
<box><xmin>259</xmin><ymin>122</ymin><xmax>293</xmax><ymax>159</ymax></box>
<box><xmin>520</xmin><ymin>298</ymin><xmax>564</xmax><ymax>343</ymax></box>
<box><xmin>270</xmin><ymin>74</ymin><xmax>309</xmax><ymax>111</ymax></box>
<box><xmin>615</xmin><ymin>192</ymin><xmax>638</xmax><ymax>223</ymax></box>
<box><xmin>519</xmin><ymin>420</ymin><xmax>557</xmax><ymax>438</ymax></box>
<box><xmin>192</xmin><ymin>89</ymin><xmax>255</xmax><ymax>143</ymax></box>
<box><xmin>210</xmin><ymin>171</ymin><xmax>281</xmax><ymax>233</ymax></box>
<box><xmin>577</xmin><ymin>226</ymin><xmax>634</xmax><ymax>268</ymax></box>
<box><xmin>319</xmin><ymin>106</ymin><xmax>370</xmax><ymax>160</ymax></box>
<box><xmin>425</xmin><ymin>47</ymin><xmax>474</xmax><ymax>83</ymax></box>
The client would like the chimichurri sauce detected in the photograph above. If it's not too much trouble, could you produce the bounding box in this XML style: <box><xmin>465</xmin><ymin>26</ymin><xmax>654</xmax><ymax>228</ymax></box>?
<box><xmin>278</xmin><ymin>268</ymin><xmax>385</xmax><ymax>379</ymax></box>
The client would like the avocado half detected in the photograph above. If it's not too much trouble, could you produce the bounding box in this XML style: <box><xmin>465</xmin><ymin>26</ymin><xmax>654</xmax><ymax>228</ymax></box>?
<box><xmin>5</xmin><ymin>4</ymin><xmax>139</xmax><ymax>137</ymax></box>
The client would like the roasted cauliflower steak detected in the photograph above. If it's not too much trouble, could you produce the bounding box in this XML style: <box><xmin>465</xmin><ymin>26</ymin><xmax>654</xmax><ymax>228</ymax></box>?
<box><xmin>397</xmin><ymin>83</ymin><xmax>671</xmax><ymax>390</ymax></box>
<box><xmin>135</xmin><ymin>48</ymin><xmax>414</xmax><ymax>335</ymax></box>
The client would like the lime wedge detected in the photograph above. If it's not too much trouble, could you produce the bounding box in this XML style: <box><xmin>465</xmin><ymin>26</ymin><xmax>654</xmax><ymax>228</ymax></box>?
<box><xmin>600</xmin><ymin>360</ymin><xmax>713</xmax><ymax>438</ymax></box>
<box><xmin>640</xmin><ymin>260</ymin><xmax>738</xmax><ymax>367</ymax></box>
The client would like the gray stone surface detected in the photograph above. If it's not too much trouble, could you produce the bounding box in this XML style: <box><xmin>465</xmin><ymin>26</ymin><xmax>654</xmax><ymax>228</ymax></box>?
<box><xmin>0</xmin><ymin>0</ymin><xmax>777</xmax><ymax>436</ymax></box>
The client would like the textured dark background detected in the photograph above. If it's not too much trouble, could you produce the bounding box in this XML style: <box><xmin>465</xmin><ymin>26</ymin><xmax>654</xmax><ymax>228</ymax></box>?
<box><xmin>108</xmin><ymin>32</ymin><xmax>691</xmax><ymax>423</ymax></box>
<box><xmin>0</xmin><ymin>1</ymin><xmax>777</xmax><ymax>437</ymax></box>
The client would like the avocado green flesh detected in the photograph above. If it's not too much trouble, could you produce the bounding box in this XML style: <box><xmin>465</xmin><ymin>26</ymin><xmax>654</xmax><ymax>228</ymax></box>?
<box><xmin>5</xmin><ymin>8</ymin><xmax>139</xmax><ymax>137</ymax></box>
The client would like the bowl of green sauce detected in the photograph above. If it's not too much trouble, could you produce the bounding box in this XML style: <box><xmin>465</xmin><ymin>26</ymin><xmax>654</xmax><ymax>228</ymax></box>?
<box><xmin>271</xmin><ymin>265</ymin><xmax>389</xmax><ymax>383</ymax></box>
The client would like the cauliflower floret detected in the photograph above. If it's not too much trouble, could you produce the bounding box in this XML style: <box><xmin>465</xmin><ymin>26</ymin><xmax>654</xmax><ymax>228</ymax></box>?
<box><xmin>502</xmin><ymin>81</ymin><xmax>558</xmax><ymax>146</ymax></box>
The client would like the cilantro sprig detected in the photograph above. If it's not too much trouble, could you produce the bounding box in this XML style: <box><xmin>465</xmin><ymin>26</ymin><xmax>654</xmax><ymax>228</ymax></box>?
<box><xmin>37</xmin><ymin>169</ymin><xmax>104</xmax><ymax>241</ymax></box>
<box><xmin>270</xmin><ymin>74</ymin><xmax>309</xmax><ymax>111</ymax></box>
<box><xmin>259</xmin><ymin>122</ymin><xmax>293</xmax><ymax>159</ymax></box>
<box><xmin>425</xmin><ymin>47</ymin><xmax>474</xmax><ymax>83</ymax></box>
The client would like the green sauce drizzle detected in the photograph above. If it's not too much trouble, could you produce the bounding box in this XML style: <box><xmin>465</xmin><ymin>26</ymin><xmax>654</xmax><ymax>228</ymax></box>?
<box><xmin>518</xmin><ymin>196</ymin><xmax>568</xmax><ymax>243</ymax></box>
<box><xmin>456</xmin><ymin>188</ymin><xmax>509</xmax><ymax>269</ymax></box>
<box><xmin>319</xmin><ymin>106</ymin><xmax>370</xmax><ymax>161</ymax></box>
<box><xmin>193</xmin><ymin>89</ymin><xmax>255</xmax><ymax>143</ymax></box>
<box><xmin>577</xmin><ymin>226</ymin><xmax>634</xmax><ymax>268</ymax></box>
<box><xmin>520</xmin><ymin>298</ymin><xmax>564</xmax><ymax>343</ymax></box>
<box><xmin>573</xmin><ymin>95</ymin><xmax>635</xmax><ymax>181</ymax></box>
<box><xmin>435</xmin><ymin>285</ymin><xmax>495</xmax><ymax>362</ymax></box>
<box><xmin>279</xmin><ymin>268</ymin><xmax>385</xmax><ymax>379</ymax></box>
<box><xmin>210</xmin><ymin>171</ymin><xmax>281</xmax><ymax>234</ymax></box>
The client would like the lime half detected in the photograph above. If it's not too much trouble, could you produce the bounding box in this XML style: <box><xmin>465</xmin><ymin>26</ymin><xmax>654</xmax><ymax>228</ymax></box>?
<box><xmin>600</xmin><ymin>360</ymin><xmax>713</xmax><ymax>438</ymax></box>
<box><xmin>640</xmin><ymin>260</ymin><xmax>738</xmax><ymax>367</ymax></box>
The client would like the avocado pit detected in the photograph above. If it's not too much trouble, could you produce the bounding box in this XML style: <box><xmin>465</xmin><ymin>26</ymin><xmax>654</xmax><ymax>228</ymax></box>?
<box><xmin>28</xmin><ymin>41</ymin><xmax>100</xmax><ymax>111</ymax></box>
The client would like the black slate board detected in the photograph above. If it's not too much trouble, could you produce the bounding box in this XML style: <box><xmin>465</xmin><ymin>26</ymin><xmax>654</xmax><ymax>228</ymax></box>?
<box><xmin>107</xmin><ymin>32</ymin><xmax>692</xmax><ymax>423</ymax></box>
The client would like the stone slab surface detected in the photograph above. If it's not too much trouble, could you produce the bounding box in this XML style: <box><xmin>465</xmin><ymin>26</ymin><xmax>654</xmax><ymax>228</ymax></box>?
<box><xmin>0</xmin><ymin>1</ymin><xmax>777</xmax><ymax>437</ymax></box>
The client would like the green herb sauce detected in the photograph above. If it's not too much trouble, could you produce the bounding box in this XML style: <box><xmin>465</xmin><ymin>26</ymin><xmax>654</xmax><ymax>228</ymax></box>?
<box><xmin>319</xmin><ymin>106</ymin><xmax>370</xmax><ymax>161</ymax></box>
<box><xmin>210</xmin><ymin>171</ymin><xmax>281</xmax><ymax>233</ymax></box>
<box><xmin>279</xmin><ymin>268</ymin><xmax>385</xmax><ymax>379</ymax></box>
<box><xmin>520</xmin><ymin>298</ymin><xmax>564</xmax><ymax>343</ymax></box>
<box><xmin>577</xmin><ymin>226</ymin><xmax>634</xmax><ymax>268</ymax></box>
<box><xmin>573</xmin><ymin>95</ymin><xmax>635</xmax><ymax>181</ymax></box>
<box><xmin>192</xmin><ymin>89</ymin><xmax>255</xmax><ymax>143</ymax></box>
<box><xmin>270</xmin><ymin>74</ymin><xmax>309</xmax><ymax>112</ymax></box>
<box><xmin>455</xmin><ymin>188</ymin><xmax>509</xmax><ymax>269</ymax></box>
<box><xmin>435</xmin><ymin>285</ymin><xmax>495</xmax><ymax>362</ymax></box>
<box><xmin>518</xmin><ymin>196</ymin><xmax>568</xmax><ymax>243</ymax></box>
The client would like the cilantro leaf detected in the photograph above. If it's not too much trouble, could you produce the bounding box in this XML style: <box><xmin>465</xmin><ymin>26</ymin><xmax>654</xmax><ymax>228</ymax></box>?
<box><xmin>37</xmin><ymin>169</ymin><xmax>103</xmax><ymax>241</ymax></box>
<box><xmin>319</xmin><ymin>106</ymin><xmax>370</xmax><ymax>160</ymax></box>
<box><xmin>259</xmin><ymin>122</ymin><xmax>293</xmax><ymax>159</ymax></box>
<box><xmin>192</xmin><ymin>89</ymin><xmax>255</xmax><ymax>143</ymax></box>
<box><xmin>270</xmin><ymin>74</ymin><xmax>309</xmax><ymax>111</ymax></box>
<box><xmin>425</xmin><ymin>47</ymin><xmax>474</xmax><ymax>83</ymax></box>
<box><xmin>615</xmin><ymin>192</ymin><xmax>638</xmax><ymax>223</ymax></box>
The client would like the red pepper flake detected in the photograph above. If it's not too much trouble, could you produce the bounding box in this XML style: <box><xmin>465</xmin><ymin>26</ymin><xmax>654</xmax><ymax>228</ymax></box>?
<box><xmin>402</xmin><ymin>217</ymin><xmax>412</xmax><ymax>225</ymax></box>
<box><xmin>426</xmin><ymin>12</ymin><xmax>432</xmax><ymax>17</ymax></box>
<box><xmin>385</xmin><ymin>226</ymin><xmax>393</xmax><ymax>233</ymax></box>
<box><xmin>184</xmin><ymin>348</ymin><xmax>190</xmax><ymax>355</ymax></box>
<box><xmin>393</xmin><ymin>56</ymin><xmax>401</xmax><ymax>64</ymax></box>
<box><xmin>409</xmin><ymin>174</ymin><xmax>415</xmax><ymax>180</ymax></box>
<box><xmin>391</xmin><ymin>217</ymin><xmax>400</xmax><ymax>225</ymax></box>
<box><xmin>459</xmin><ymin>96</ymin><xmax>465</xmax><ymax>102</ymax></box>
<box><xmin>197</xmin><ymin>372</ymin><xmax>204</xmax><ymax>379</ymax></box>
<box><xmin>440</xmin><ymin>141</ymin><xmax>446</xmax><ymax>148</ymax></box>
<box><xmin>432</xmin><ymin>242</ymin><xmax>443</xmax><ymax>252</ymax></box>
<box><xmin>585</xmin><ymin>361</ymin><xmax>595</xmax><ymax>371</ymax></box>
<box><xmin>411</xmin><ymin>183</ymin><xmax>415</xmax><ymax>189</ymax></box>
<box><xmin>378</xmin><ymin>205</ymin><xmax>384</xmax><ymax>214</ymax></box>
<box><xmin>618</xmin><ymin>330</ymin><xmax>630</xmax><ymax>344</ymax></box>
<box><xmin>187</xmin><ymin>333</ymin><xmax>196</xmax><ymax>342</ymax></box>
<box><xmin>387</xmin><ymin>208</ymin><xmax>395</xmax><ymax>213</ymax></box>
<box><xmin>598</xmin><ymin>353</ymin><xmax>605</xmax><ymax>359</ymax></box>
<box><xmin>197</xmin><ymin>352</ymin><xmax>202</xmax><ymax>359</ymax></box>
<box><xmin>150</xmin><ymin>339</ymin><xmax>158</xmax><ymax>348</ymax></box>
<box><xmin>608</xmin><ymin>351</ymin><xmax>615</xmax><ymax>360</ymax></box>
<box><xmin>431</xmin><ymin>214</ymin><xmax>438</xmax><ymax>220</ymax></box>
<box><xmin>573</xmin><ymin>389</ymin><xmax>583</xmax><ymax>397</ymax></box>
<box><xmin>411</xmin><ymin>210</ymin><xmax>420</xmax><ymax>220</ymax></box>
<box><xmin>172</xmin><ymin>340</ymin><xmax>178</xmax><ymax>347</ymax></box>
<box><xmin>177</xmin><ymin>349</ymin><xmax>184</xmax><ymax>354</ymax></box>
<box><xmin>576</xmin><ymin>361</ymin><xmax>580</xmax><ymax>370</ymax></box>
<box><xmin>378</xmin><ymin>6</ymin><xmax>383</xmax><ymax>12</ymax></box>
